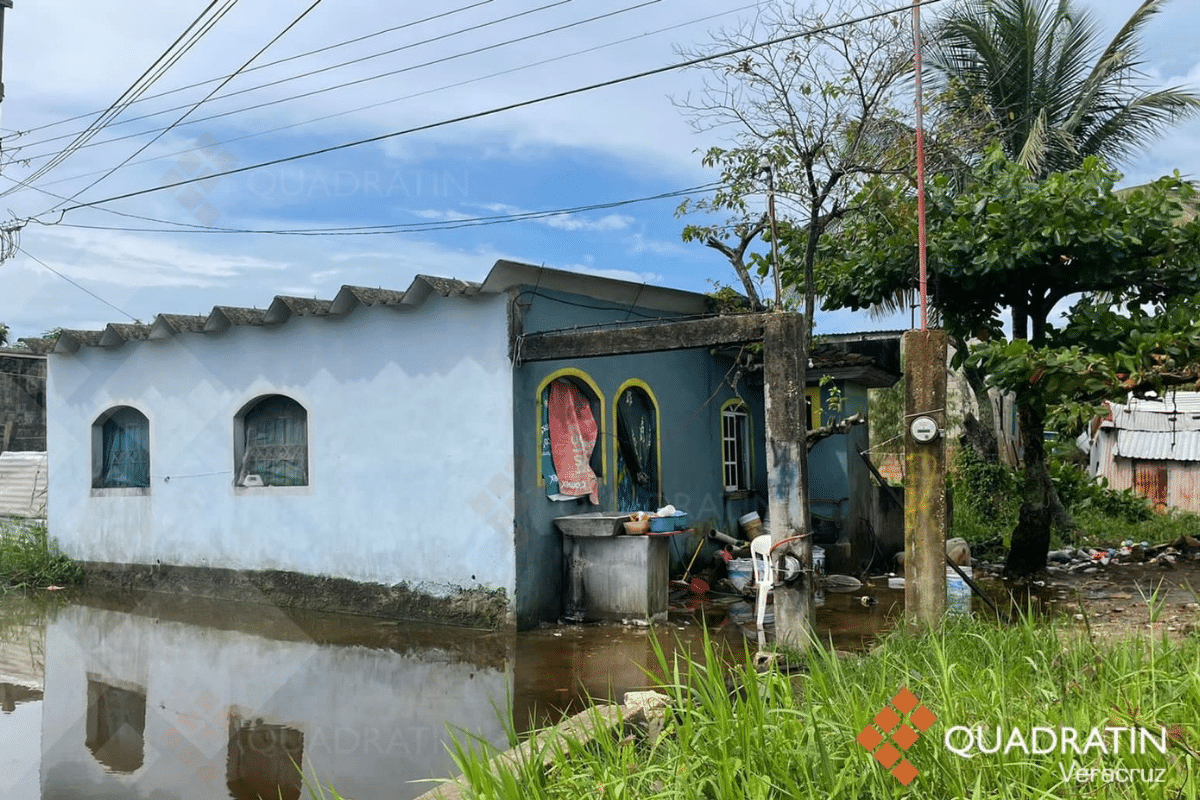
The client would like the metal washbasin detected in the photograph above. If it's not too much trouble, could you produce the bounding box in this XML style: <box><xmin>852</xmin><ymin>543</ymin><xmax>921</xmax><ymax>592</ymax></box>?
<box><xmin>553</xmin><ymin>512</ymin><xmax>628</xmax><ymax>537</ymax></box>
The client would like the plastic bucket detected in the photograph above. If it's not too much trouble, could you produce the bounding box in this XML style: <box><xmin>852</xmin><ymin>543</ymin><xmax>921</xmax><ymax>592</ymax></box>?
<box><xmin>728</xmin><ymin>558</ymin><xmax>753</xmax><ymax>592</ymax></box>
<box><xmin>947</xmin><ymin>566</ymin><xmax>973</xmax><ymax>615</ymax></box>
<box><xmin>738</xmin><ymin>512</ymin><xmax>764</xmax><ymax>540</ymax></box>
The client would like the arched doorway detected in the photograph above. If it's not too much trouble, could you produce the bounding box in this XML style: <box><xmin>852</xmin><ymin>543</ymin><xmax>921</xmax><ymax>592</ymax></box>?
<box><xmin>614</xmin><ymin>383</ymin><xmax>659</xmax><ymax>513</ymax></box>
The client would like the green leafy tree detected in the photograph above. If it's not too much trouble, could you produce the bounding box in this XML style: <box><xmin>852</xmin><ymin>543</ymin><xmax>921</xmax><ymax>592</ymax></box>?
<box><xmin>821</xmin><ymin>152</ymin><xmax>1200</xmax><ymax>576</ymax></box>
<box><xmin>927</xmin><ymin>0</ymin><xmax>1200</xmax><ymax>178</ymax></box>
<box><xmin>674</xmin><ymin>0</ymin><xmax>917</xmax><ymax>314</ymax></box>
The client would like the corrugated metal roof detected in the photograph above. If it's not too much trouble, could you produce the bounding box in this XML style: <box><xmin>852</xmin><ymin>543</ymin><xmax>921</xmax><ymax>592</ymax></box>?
<box><xmin>0</xmin><ymin>451</ymin><xmax>47</xmax><ymax>518</ymax></box>
<box><xmin>1113</xmin><ymin>429</ymin><xmax>1200</xmax><ymax>462</ymax></box>
<box><xmin>1101</xmin><ymin>394</ymin><xmax>1200</xmax><ymax>461</ymax></box>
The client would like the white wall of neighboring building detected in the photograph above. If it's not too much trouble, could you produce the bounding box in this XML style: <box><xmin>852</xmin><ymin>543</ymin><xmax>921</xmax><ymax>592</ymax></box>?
<box><xmin>45</xmin><ymin>294</ymin><xmax>515</xmax><ymax>598</ymax></box>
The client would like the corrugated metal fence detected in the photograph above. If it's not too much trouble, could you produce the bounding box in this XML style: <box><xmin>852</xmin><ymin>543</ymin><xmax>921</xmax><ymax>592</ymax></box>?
<box><xmin>0</xmin><ymin>451</ymin><xmax>47</xmax><ymax>519</ymax></box>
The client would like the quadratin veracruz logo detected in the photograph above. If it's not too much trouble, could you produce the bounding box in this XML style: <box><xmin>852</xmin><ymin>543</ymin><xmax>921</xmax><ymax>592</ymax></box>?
<box><xmin>856</xmin><ymin>687</ymin><xmax>938</xmax><ymax>786</ymax></box>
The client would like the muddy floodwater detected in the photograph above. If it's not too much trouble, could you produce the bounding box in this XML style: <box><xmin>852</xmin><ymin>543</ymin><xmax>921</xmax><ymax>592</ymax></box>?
<box><xmin>0</xmin><ymin>586</ymin><xmax>903</xmax><ymax>800</ymax></box>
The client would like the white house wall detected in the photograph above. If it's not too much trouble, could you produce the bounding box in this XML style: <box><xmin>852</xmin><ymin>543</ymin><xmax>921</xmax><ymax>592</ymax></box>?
<box><xmin>46</xmin><ymin>295</ymin><xmax>515</xmax><ymax>600</ymax></box>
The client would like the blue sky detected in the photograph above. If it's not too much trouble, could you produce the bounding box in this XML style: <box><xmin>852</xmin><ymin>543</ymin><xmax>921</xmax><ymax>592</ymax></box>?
<box><xmin>1</xmin><ymin>0</ymin><xmax>1197</xmax><ymax>342</ymax></box>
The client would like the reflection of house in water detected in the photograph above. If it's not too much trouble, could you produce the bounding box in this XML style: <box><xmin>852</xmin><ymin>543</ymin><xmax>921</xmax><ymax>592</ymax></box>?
<box><xmin>86</xmin><ymin>677</ymin><xmax>147</xmax><ymax>773</ymax></box>
<box><xmin>227</xmin><ymin>715</ymin><xmax>304</xmax><ymax>800</ymax></box>
<box><xmin>40</xmin><ymin>595</ymin><xmax>511</xmax><ymax>800</ymax></box>
<box><xmin>1</xmin><ymin>682</ymin><xmax>43</xmax><ymax>712</ymax></box>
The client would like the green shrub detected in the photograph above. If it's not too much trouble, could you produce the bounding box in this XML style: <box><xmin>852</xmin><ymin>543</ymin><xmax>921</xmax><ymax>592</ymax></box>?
<box><xmin>0</xmin><ymin>520</ymin><xmax>83</xmax><ymax>589</ymax></box>
<box><xmin>447</xmin><ymin>617</ymin><xmax>1200</xmax><ymax>799</ymax></box>
<box><xmin>1049</xmin><ymin>458</ymin><xmax>1153</xmax><ymax>523</ymax></box>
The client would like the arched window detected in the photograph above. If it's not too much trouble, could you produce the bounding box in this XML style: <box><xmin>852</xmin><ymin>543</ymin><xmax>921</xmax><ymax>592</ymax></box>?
<box><xmin>537</xmin><ymin>370</ymin><xmax>603</xmax><ymax>503</ymax></box>
<box><xmin>615</xmin><ymin>382</ymin><xmax>660</xmax><ymax>512</ymax></box>
<box><xmin>86</xmin><ymin>679</ymin><xmax>146</xmax><ymax>773</ymax></box>
<box><xmin>92</xmin><ymin>406</ymin><xmax>150</xmax><ymax>489</ymax></box>
<box><xmin>236</xmin><ymin>395</ymin><xmax>307</xmax><ymax>487</ymax></box>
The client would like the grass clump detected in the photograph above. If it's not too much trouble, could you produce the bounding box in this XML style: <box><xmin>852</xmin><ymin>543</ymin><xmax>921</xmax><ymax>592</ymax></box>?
<box><xmin>0</xmin><ymin>518</ymin><xmax>82</xmax><ymax>589</ymax></box>
<box><xmin>447</xmin><ymin>617</ymin><xmax>1200</xmax><ymax>799</ymax></box>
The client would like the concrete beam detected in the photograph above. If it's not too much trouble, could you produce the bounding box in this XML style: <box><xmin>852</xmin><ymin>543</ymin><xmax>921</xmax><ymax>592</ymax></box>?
<box><xmin>515</xmin><ymin>313</ymin><xmax>769</xmax><ymax>363</ymax></box>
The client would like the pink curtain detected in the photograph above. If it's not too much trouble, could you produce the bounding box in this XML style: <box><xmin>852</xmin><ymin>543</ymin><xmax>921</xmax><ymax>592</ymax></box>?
<box><xmin>548</xmin><ymin>379</ymin><xmax>599</xmax><ymax>504</ymax></box>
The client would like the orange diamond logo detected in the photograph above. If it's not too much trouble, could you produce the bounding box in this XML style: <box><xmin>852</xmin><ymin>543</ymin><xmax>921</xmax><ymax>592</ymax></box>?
<box><xmin>856</xmin><ymin>686</ymin><xmax>935</xmax><ymax>786</ymax></box>
<box><xmin>892</xmin><ymin>724</ymin><xmax>919</xmax><ymax>750</ymax></box>
<box><xmin>892</xmin><ymin>759</ymin><xmax>919</xmax><ymax>786</ymax></box>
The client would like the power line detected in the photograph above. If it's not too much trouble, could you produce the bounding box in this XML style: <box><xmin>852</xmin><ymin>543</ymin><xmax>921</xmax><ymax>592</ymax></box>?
<box><xmin>53</xmin><ymin>182</ymin><xmax>722</xmax><ymax>236</ymax></box>
<box><xmin>20</xmin><ymin>1</ymin><xmax>762</xmax><ymax>196</ymax></box>
<box><xmin>3</xmin><ymin>0</ymin><xmax>496</xmax><ymax>141</ymax></box>
<box><xmin>16</xmin><ymin>247</ymin><xmax>140</xmax><ymax>323</ymax></box>
<box><xmin>45</xmin><ymin>0</ymin><xmax>328</xmax><ymax>213</ymax></box>
<box><xmin>59</xmin><ymin>0</ymin><xmax>943</xmax><ymax>216</ymax></box>
<box><xmin>14</xmin><ymin>0</ymin><xmax>655</xmax><ymax>172</ymax></box>
<box><xmin>8</xmin><ymin>0</ymin><xmax>575</xmax><ymax>160</ymax></box>
<box><xmin>6</xmin><ymin>1</ymin><xmax>239</xmax><ymax>197</ymax></box>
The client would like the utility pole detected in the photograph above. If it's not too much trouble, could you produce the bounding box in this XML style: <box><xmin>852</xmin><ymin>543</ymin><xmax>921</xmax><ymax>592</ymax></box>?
<box><xmin>0</xmin><ymin>1</ymin><xmax>12</xmax><ymax>104</ymax></box>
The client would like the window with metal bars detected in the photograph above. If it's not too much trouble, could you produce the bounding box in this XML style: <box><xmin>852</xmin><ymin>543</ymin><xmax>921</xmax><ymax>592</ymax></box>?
<box><xmin>93</xmin><ymin>407</ymin><xmax>150</xmax><ymax>489</ymax></box>
<box><xmin>722</xmin><ymin>403</ymin><xmax>751</xmax><ymax>492</ymax></box>
<box><xmin>237</xmin><ymin>395</ymin><xmax>307</xmax><ymax>487</ymax></box>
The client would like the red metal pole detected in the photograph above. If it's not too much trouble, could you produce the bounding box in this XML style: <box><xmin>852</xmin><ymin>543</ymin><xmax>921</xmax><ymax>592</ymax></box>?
<box><xmin>913</xmin><ymin>0</ymin><xmax>929</xmax><ymax>331</ymax></box>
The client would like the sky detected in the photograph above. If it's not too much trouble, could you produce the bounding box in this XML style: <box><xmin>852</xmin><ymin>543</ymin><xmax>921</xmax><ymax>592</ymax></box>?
<box><xmin>0</xmin><ymin>0</ymin><xmax>1197</xmax><ymax>343</ymax></box>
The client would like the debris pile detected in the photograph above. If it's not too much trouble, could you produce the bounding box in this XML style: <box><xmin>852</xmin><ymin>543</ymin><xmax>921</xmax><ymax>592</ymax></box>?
<box><xmin>1044</xmin><ymin>536</ymin><xmax>1200</xmax><ymax>575</ymax></box>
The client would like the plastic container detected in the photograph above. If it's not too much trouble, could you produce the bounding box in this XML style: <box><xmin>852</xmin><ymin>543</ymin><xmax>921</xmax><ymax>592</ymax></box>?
<box><xmin>727</xmin><ymin>558</ymin><xmax>753</xmax><ymax>592</ymax></box>
<box><xmin>947</xmin><ymin>566</ymin><xmax>973</xmax><ymax>615</ymax></box>
<box><xmin>672</xmin><ymin>511</ymin><xmax>689</xmax><ymax>531</ymax></box>
<box><xmin>739</xmin><ymin>512</ymin><xmax>764</xmax><ymax>540</ymax></box>
<box><xmin>648</xmin><ymin>515</ymin><xmax>674</xmax><ymax>533</ymax></box>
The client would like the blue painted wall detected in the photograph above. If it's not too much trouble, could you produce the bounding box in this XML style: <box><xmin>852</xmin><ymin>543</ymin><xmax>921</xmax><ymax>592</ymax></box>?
<box><xmin>510</xmin><ymin>286</ymin><xmax>766</xmax><ymax>628</ymax></box>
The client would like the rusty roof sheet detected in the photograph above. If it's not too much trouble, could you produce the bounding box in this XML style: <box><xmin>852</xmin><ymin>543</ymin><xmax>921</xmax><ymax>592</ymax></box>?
<box><xmin>1102</xmin><ymin>394</ymin><xmax>1200</xmax><ymax>461</ymax></box>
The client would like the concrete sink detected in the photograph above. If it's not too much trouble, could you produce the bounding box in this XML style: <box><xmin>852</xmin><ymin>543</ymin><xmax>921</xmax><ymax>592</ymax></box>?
<box><xmin>553</xmin><ymin>512</ymin><xmax>628</xmax><ymax>537</ymax></box>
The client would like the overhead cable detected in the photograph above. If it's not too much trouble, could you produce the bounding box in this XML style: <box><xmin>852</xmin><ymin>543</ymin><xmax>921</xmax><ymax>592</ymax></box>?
<box><xmin>59</xmin><ymin>0</ymin><xmax>944</xmax><ymax>215</ymax></box>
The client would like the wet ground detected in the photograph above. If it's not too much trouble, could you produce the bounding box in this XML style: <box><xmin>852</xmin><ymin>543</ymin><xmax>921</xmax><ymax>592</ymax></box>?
<box><xmin>5</xmin><ymin>560</ymin><xmax>1189</xmax><ymax>800</ymax></box>
<box><xmin>0</xmin><ymin>584</ymin><xmax>904</xmax><ymax>800</ymax></box>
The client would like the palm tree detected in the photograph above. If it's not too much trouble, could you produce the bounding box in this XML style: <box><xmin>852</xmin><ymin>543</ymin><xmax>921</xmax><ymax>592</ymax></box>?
<box><xmin>923</xmin><ymin>0</ymin><xmax>1200</xmax><ymax>577</ymax></box>
<box><xmin>928</xmin><ymin>0</ymin><xmax>1200</xmax><ymax>177</ymax></box>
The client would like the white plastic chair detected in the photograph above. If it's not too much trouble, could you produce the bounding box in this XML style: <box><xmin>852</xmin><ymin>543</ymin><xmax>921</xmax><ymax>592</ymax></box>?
<box><xmin>750</xmin><ymin>534</ymin><xmax>774</xmax><ymax>629</ymax></box>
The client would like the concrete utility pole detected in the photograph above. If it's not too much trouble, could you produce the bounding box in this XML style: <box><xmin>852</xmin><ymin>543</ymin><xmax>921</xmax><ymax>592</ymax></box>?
<box><xmin>0</xmin><ymin>1</ymin><xmax>12</xmax><ymax>104</ymax></box>
<box><xmin>903</xmin><ymin>329</ymin><xmax>948</xmax><ymax>627</ymax></box>
<box><xmin>764</xmin><ymin>312</ymin><xmax>815</xmax><ymax>650</ymax></box>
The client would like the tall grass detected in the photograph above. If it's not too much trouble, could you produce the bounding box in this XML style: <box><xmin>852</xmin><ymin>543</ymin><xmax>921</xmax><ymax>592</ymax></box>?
<box><xmin>0</xmin><ymin>518</ymin><xmax>82</xmax><ymax>589</ymax></box>
<box><xmin>446</xmin><ymin>615</ymin><xmax>1200</xmax><ymax>799</ymax></box>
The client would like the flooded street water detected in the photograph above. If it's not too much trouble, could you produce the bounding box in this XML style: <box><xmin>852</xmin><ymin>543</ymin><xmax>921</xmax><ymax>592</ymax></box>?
<box><xmin>0</xmin><ymin>585</ymin><xmax>904</xmax><ymax>800</ymax></box>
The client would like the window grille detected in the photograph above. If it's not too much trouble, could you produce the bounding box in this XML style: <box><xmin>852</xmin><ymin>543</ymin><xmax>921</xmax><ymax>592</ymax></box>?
<box><xmin>239</xmin><ymin>396</ymin><xmax>307</xmax><ymax>486</ymax></box>
<box><xmin>722</xmin><ymin>404</ymin><xmax>751</xmax><ymax>491</ymax></box>
<box><xmin>96</xmin><ymin>408</ymin><xmax>150</xmax><ymax>488</ymax></box>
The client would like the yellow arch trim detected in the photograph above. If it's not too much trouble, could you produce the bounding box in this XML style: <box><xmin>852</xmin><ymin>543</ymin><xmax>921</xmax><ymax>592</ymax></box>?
<box><xmin>535</xmin><ymin>368</ymin><xmax>606</xmax><ymax>487</ymax></box>
<box><xmin>719</xmin><ymin>398</ymin><xmax>756</xmax><ymax>491</ymax></box>
<box><xmin>612</xmin><ymin>378</ymin><xmax>663</xmax><ymax>508</ymax></box>
<box><xmin>806</xmin><ymin>386</ymin><xmax>823</xmax><ymax>429</ymax></box>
